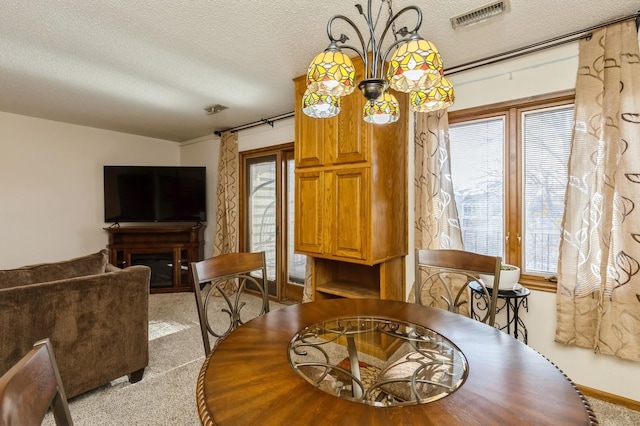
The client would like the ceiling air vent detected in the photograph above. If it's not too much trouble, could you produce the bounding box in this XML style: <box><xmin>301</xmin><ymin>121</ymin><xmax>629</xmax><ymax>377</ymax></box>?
<box><xmin>204</xmin><ymin>104</ymin><xmax>229</xmax><ymax>115</ymax></box>
<box><xmin>450</xmin><ymin>0</ymin><xmax>511</xmax><ymax>29</ymax></box>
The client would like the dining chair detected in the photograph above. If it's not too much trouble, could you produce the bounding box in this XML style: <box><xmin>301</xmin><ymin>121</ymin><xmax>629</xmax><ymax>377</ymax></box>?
<box><xmin>414</xmin><ymin>248</ymin><xmax>502</xmax><ymax>326</ymax></box>
<box><xmin>0</xmin><ymin>338</ymin><xmax>73</xmax><ymax>426</ymax></box>
<box><xmin>190</xmin><ymin>251</ymin><xmax>270</xmax><ymax>355</ymax></box>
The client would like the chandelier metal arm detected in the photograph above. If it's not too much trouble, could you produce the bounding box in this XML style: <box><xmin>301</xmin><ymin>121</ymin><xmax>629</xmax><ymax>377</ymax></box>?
<box><xmin>382</xmin><ymin>5</ymin><xmax>423</xmax><ymax>39</ymax></box>
<box><xmin>327</xmin><ymin>14</ymin><xmax>367</xmax><ymax>70</ymax></box>
<box><xmin>362</xmin><ymin>0</ymin><xmax>380</xmax><ymax>78</ymax></box>
<box><xmin>377</xmin><ymin>5</ymin><xmax>423</xmax><ymax>76</ymax></box>
<box><xmin>326</xmin><ymin>3</ymin><xmax>424</xmax><ymax>82</ymax></box>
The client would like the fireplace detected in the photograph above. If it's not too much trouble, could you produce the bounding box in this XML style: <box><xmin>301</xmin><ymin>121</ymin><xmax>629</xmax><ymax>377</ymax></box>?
<box><xmin>131</xmin><ymin>253</ymin><xmax>173</xmax><ymax>288</ymax></box>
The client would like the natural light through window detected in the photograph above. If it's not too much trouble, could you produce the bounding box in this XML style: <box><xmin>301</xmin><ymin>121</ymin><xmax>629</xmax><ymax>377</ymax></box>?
<box><xmin>449</xmin><ymin>118</ymin><xmax>505</xmax><ymax>259</ymax></box>
<box><xmin>449</xmin><ymin>100</ymin><xmax>574</xmax><ymax>279</ymax></box>
<box><xmin>522</xmin><ymin>106</ymin><xmax>572</xmax><ymax>275</ymax></box>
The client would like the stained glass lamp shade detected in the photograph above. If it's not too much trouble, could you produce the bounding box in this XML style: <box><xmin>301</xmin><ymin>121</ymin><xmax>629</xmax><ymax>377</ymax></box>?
<box><xmin>363</xmin><ymin>92</ymin><xmax>400</xmax><ymax>124</ymax></box>
<box><xmin>306</xmin><ymin>47</ymin><xmax>356</xmax><ymax>97</ymax></box>
<box><xmin>409</xmin><ymin>77</ymin><xmax>455</xmax><ymax>112</ymax></box>
<box><xmin>387</xmin><ymin>38</ymin><xmax>443</xmax><ymax>93</ymax></box>
<box><xmin>302</xmin><ymin>89</ymin><xmax>341</xmax><ymax>118</ymax></box>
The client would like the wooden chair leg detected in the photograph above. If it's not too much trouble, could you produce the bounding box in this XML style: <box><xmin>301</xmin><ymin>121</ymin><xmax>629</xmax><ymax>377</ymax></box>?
<box><xmin>50</xmin><ymin>392</ymin><xmax>73</xmax><ymax>426</ymax></box>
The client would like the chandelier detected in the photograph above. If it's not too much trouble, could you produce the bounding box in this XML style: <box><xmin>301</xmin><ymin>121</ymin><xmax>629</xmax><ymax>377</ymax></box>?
<box><xmin>302</xmin><ymin>0</ymin><xmax>454</xmax><ymax>124</ymax></box>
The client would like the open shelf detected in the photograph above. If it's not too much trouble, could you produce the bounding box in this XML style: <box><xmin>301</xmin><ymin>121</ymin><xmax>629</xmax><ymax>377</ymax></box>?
<box><xmin>311</xmin><ymin>257</ymin><xmax>404</xmax><ymax>301</ymax></box>
<box><xmin>316</xmin><ymin>281</ymin><xmax>380</xmax><ymax>299</ymax></box>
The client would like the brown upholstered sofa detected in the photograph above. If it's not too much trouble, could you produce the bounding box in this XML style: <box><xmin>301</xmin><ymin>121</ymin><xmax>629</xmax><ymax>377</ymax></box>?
<box><xmin>0</xmin><ymin>249</ymin><xmax>151</xmax><ymax>398</ymax></box>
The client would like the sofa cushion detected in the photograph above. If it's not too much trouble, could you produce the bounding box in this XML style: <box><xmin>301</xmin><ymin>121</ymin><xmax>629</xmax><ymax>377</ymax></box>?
<box><xmin>0</xmin><ymin>249</ymin><xmax>109</xmax><ymax>289</ymax></box>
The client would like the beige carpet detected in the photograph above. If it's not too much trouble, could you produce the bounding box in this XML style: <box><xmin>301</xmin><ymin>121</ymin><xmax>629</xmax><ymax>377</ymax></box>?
<box><xmin>43</xmin><ymin>292</ymin><xmax>639</xmax><ymax>425</ymax></box>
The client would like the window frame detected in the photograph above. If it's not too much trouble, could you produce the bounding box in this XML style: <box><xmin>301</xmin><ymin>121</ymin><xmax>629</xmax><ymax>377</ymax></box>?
<box><xmin>448</xmin><ymin>90</ymin><xmax>575</xmax><ymax>292</ymax></box>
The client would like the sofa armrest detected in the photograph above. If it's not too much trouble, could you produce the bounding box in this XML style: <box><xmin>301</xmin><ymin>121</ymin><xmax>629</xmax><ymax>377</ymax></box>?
<box><xmin>0</xmin><ymin>265</ymin><xmax>151</xmax><ymax>398</ymax></box>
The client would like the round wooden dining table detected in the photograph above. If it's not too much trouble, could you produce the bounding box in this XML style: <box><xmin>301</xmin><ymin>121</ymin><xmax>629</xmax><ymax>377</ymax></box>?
<box><xmin>196</xmin><ymin>298</ymin><xmax>596</xmax><ymax>425</ymax></box>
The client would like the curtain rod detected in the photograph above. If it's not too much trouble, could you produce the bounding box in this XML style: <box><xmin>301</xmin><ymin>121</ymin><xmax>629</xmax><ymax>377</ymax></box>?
<box><xmin>446</xmin><ymin>11</ymin><xmax>640</xmax><ymax>75</ymax></box>
<box><xmin>213</xmin><ymin>112</ymin><xmax>294</xmax><ymax>137</ymax></box>
<box><xmin>214</xmin><ymin>11</ymin><xmax>639</xmax><ymax>136</ymax></box>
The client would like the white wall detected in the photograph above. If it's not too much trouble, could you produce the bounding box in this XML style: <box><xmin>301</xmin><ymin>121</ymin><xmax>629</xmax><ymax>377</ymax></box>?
<box><xmin>237</xmin><ymin>118</ymin><xmax>294</xmax><ymax>152</ymax></box>
<box><xmin>0</xmin><ymin>111</ymin><xmax>179</xmax><ymax>268</ymax></box>
<box><xmin>179</xmin><ymin>134</ymin><xmax>219</xmax><ymax>258</ymax></box>
<box><xmin>448</xmin><ymin>43</ymin><xmax>580</xmax><ymax>111</ymax></box>
<box><xmin>0</xmin><ymin>106</ymin><xmax>292</xmax><ymax>276</ymax></box>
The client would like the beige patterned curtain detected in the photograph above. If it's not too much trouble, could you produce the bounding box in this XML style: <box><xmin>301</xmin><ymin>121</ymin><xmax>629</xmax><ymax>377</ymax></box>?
<box><xmin>302</xmin><ymin>258</ymin><xmax>313</xmax><ymax>303</ymax></box>
<box><xmin>556</xmin><ymin>19</ymin><xmax>640</xmax><ymax>362</ymax></box>
<box><xmin>411</xmin><ymin>110</ymin><xmax>465</xmax><ymax>307</ymax></box>
<box><xmin>212</xmin><ymin>131</ymin><xmax>239</xmax><ymax>293</ymax></box>
<box><xmin>414</xmin><ymin>110</ymin><xmax>464</xmax><ymax>250</ymax></box>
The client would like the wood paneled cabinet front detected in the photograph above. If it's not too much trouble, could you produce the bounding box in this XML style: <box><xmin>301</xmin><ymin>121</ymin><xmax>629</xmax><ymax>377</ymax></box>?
<box><xmin>293</xmin><ymin>56</ymin><xmax>407</xmax><ymax>301</ymax></box>
<box><xmin>325</xmin><ymin>167</ymin><xmax>369</xmax><ymax>260</ymax></box>
<box><xmin>295</xmin><ymin>62</ymin><xmax>368</xmax><ymax>169</ymax></box>
<box><xmin>294</xmin><ymin>76</ymin><xmax>325</xmax><ymax>168</ymax></box>
<box><xmin>295</xmin><ymin>170</ymin><xmax>323</xmax><ymax>255</ymax></box>
<box><xmin>295</xmin><ymin>168</ymin><xmax>370</xmax><ymax>261</ymax></box>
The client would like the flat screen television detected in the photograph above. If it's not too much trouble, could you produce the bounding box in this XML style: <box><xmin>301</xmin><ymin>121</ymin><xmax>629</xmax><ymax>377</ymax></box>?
<box><xmin>104</xmin><ymin>166</ymin><xmax>207</xmax><ymax>223</ymax></box>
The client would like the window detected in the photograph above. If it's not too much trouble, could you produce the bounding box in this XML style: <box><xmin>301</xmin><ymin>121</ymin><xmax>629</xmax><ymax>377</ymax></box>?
<box><xmin>448</xmin><ymin>93</ymin><xmax>574</xmax><ymax>289</ymax></box>
<box><xmin>522</xmin><ymin>107</ymin><xmax>573</xmax><ymax>274</ymax></box>
<box><xmin>449</xmin><ymin>117</ymin><xmax>504</xmax><ymax>257</ymax></box>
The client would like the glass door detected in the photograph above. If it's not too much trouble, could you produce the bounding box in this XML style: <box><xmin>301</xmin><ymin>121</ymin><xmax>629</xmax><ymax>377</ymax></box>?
<box><xmin>245</xmin><ymin>154</ymin><xmax>277</xmax><ymax>296</ymax></box>
<box><xmin>241</xmin><ymin>145</ymin><xmax>305</xmax><ymax>302</ymax></box>
<box><xmin>286</xmin><ymin>151</ymin><xmax>306</xmax><ymax>300</ymax></box>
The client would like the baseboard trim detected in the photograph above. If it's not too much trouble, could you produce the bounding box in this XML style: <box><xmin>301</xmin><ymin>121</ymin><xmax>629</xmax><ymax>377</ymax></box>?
<box><xmin>578</xmin><ymin>385</ymin><xmax>640</xmax><ymax>412</ymax></box>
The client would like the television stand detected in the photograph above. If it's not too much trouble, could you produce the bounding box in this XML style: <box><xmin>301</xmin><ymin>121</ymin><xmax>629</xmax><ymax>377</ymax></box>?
<box><xmin>104</xmin><ymin>223</ymin><xmax>205</xmax><ymax>293</ymax></box>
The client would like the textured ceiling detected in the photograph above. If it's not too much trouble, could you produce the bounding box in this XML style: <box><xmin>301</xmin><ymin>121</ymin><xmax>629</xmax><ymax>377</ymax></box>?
<box><xmin>1</xmin><ymin>1</ymin><xmax>638</xmax><ymax>142</ymax></box>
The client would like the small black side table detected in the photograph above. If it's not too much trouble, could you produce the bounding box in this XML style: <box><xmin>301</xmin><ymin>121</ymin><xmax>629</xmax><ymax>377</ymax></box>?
<box><xmin>469</xmin><ymin>281</ymin><xmax>530</xmax><ymax>344</ymax></box>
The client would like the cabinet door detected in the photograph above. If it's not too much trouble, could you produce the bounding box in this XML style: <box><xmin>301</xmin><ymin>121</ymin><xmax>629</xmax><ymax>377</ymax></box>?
<box><xmin>326</xmin><ymin>168</ymin><xmax>369</xmax><ymax>260</ymax></box>
<box><xmin>294</xmin><ymin>77</ymin><xmax>324</xmax><ymax>168</ymax></box>
<box><xmin>332</xmin><ymin>94</ymin><xmax>368</xmax><ymax>165</ymax></box>
<box><xmin>326</xmin><ymin>65</ymin><xmax>368</xmax><ymax>166</ymax></box>
<box><xmin>294</xmin><ymin>171</ymin><xmax>323</xmax><ymax>254</ymax></box>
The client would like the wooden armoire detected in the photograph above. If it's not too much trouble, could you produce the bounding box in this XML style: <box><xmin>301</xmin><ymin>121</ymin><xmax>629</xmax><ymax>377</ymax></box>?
<box><xmin>294</xmin><ymin>56</ymin><xmax>408</xmax><ymax>301</ymax></box>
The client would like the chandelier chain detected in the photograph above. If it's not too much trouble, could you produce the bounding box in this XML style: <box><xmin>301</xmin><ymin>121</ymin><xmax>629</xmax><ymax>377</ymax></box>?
<box><xmin>387</xmin><ymin>0</ymin><xmax>399</xmax><ymax>42</ymax></box>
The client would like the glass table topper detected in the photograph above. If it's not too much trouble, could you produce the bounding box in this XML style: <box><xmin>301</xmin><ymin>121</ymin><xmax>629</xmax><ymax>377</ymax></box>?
<box><xmin>288</xmin><ymin>317</ymin><xmax>468</xmax><ymax>407</ymax></box>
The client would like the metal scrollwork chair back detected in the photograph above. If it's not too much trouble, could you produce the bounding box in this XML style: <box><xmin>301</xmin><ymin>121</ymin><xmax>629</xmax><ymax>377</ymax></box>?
<box><xmin>191</xmin><ymin>251</ymin><xmax>270</xmax><ymax>355</ymax></box>
<box><xmin>0</xmin><ymin>338</ymin><xmax>73</xmax><ymax>426</ymax></box>
<box><xmin>414</xmin><ymin>249</ymin><xmax>502</xmax><ymax>327</ymax></box>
